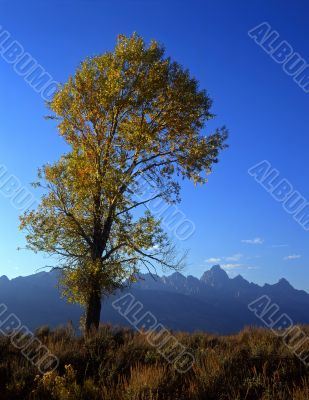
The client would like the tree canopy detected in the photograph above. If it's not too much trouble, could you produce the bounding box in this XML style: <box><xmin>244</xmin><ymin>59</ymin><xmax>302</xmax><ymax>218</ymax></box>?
<box><xmin>20</xmin><ymin>33</ymin><xmax>228</xmax><ymax>332</ymax></box>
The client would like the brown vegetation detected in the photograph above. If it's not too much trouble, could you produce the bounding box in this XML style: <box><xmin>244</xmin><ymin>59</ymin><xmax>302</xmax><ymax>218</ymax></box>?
<box><xmin>1</xmin><ymin>324</ymin><xmax>309</xmax><ymax>399</ymax></box>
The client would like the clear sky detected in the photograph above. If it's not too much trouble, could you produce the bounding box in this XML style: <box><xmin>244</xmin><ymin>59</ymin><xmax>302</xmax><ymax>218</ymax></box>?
<box><xmin>0</xmin><ymin>0</ymin><xmax>309</xmax><ymax>290</ymax></box>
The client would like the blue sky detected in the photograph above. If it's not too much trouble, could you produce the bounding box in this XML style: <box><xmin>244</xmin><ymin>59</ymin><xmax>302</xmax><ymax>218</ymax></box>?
<box><xmin>0</xmin><ymin>0</ymin><xmax>309</xmax><ymax>290</ymax></box>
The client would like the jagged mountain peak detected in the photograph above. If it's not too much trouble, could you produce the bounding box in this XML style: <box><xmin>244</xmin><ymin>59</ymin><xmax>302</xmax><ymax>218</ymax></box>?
<box><xmin>169</xmin><ymin>271</ymin><xmax>186</xmax><ymax>281</ymax></box>
<box><xmin>276</xmin><ymin>277</ymin><xmax>294</xmax><ymax>289</ymax></box>
<box><xmin>0</xmin><ymin>269</ymin><xmax>306</xmax><ymax>334</ymax></box>
<box><xmin>200</xmin><ymin>265</ymin><xmax>229</xmax><ymax>287</ymax></box>
<box><xmin>263</xmin><ymin>277</ymin><xmax>294</xmax><ymax>291</ymax></box>
<box><xmin>233</xmin><ymin>274</ymin><xmax>246</xmax><ymax>281</ymax></box>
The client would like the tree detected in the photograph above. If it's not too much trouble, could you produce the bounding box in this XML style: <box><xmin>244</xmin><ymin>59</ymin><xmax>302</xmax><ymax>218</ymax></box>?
<box><xmin>20</xmin><ymin>34</ymin><xmax>228</xmax><ymax>333</ymax></box>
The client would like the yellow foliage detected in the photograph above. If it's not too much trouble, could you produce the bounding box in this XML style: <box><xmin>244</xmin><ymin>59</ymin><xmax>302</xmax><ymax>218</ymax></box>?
<box><xmin>20</xmin><ymin>33</ymin><xmax>227</xmax><ymax>320</ymax></box>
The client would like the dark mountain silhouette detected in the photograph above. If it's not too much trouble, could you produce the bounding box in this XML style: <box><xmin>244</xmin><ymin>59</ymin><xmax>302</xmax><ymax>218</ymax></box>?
<box><xmin>0</xmin><ymin>265</ymin><xmax>308</xmax><ymax>334</ymax></box>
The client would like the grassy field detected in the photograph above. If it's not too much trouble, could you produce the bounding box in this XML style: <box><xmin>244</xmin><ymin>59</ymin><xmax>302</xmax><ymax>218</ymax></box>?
<box><xmin>1</xmin><ymin>324</ymin><xmax>309</xmax><ymax>399</ymax></box>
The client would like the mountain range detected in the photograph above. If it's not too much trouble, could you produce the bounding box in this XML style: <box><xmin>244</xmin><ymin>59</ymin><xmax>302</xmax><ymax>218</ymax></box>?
<box><xmin>0</xmin><ymin>265</ymin><xmax>308</xmax><ymax>334</ymax></box>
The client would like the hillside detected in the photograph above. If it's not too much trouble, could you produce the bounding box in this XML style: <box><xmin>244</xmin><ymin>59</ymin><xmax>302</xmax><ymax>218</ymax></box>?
<box><xmin>1</xmin><ymin>265</ymin><xmax>309</xmax><ymax>333</ymax></box>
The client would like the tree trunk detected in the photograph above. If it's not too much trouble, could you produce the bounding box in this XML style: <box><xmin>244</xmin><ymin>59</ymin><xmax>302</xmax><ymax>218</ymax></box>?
<box><xmin>85</xmin><ymin>290</ymin><xmax>101</xmax><ymax>334</ymax></box>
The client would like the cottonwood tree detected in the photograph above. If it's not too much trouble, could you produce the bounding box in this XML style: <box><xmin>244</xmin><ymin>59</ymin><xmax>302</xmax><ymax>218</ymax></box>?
<box><xmin>20</xmin><ymin>34</ymin><xmax>228</xmax><ymax>333</ymax></box>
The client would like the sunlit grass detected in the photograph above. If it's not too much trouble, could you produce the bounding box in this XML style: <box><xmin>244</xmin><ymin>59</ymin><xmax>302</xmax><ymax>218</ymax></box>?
<box><xmin>1</xmin><ymin>324</ymin><xmax>309</xmax><ymax>399</ymax></box>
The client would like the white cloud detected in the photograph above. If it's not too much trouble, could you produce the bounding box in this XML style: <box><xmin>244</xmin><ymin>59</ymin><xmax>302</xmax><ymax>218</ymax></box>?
<box><xmin>283</xmin><ymin>254</ymin><xmax>301</xmax><ymax>261</ymax></box>
<box><xmin>221</xmin><ymin>263</ymin><xmax>243</xmax><ymax>269</ymax></box>
<box><xmin>148</xmin><ymin>244</ymin><xmax>159</xmax><ymax>252</ymax></box>
<box><xmin>204</xmin><ymin>255</ymin><xmax>260</xmax><ymax>273</ymax></box>
<box><xmin>226</xmin><ymin>270</ymin><xmax>237</xmax><ymax>278</ymax></box>
<box><xmin>205</xmin><ymin>257</ymin><xmax>221</xmax><ymax>263</ymax></box>
<box><xmin>205</xmin><ymin>254</ymin><xmax>243</xmax><ymax>264</ymax></box>
<box><xmin>241</xmin><ymin>237</ymin><xmax>264</xmax><ymax>245</ymax></box>
<box><xmin>225</xmin><ymin>253</ymin><xmax>243</xmax><ymax>262</ymax></box>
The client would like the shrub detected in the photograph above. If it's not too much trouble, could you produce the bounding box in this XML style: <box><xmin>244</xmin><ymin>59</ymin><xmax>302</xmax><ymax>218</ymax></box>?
<box><xmin>0</xmin><ymin>325</ymin><xmax>309</xmax><ymax>399</ymax></box>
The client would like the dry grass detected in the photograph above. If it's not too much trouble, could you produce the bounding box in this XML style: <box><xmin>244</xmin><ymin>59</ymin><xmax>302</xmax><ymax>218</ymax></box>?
<box><xmin>0</xmin><ymin>324</ymin><xmax>309</xmax><ymax>399</ymax></box>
